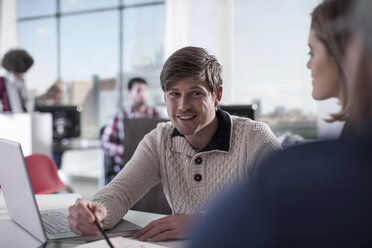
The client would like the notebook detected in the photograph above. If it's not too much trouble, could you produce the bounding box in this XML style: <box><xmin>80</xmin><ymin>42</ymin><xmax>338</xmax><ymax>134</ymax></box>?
<box><xmin>0</xmin><ymin>138</ymin><xmax>140</xmax><ymax>244</ymax></box>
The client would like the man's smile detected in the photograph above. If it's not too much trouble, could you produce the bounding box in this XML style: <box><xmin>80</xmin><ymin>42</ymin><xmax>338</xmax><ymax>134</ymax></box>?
<box><xmin>178</xmin><ymin>115</ymin><xmax>196</xmax><ymax>120</ymax></box>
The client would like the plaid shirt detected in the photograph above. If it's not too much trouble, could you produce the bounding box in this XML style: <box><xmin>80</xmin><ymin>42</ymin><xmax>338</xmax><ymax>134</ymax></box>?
<box><xmin>101</xmin><ymin>106</ymin><xmax>160</xmax><ymax>163</ymax></box>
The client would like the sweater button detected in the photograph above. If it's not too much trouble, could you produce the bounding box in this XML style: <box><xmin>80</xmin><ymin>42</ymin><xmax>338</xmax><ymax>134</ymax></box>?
<box><xmin>195</xmin><ymin>157</ymin><xmax>203</xmax><ymax>165</ymax></box>
<box><xmin>194</xmin><ymin>174</ymin><xmax>202</xmax><ymax>182</ymax></box>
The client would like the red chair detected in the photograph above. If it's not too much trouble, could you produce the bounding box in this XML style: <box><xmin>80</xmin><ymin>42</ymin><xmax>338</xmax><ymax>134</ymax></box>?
<box><xmin>24</xmin><ymin>154</ymin><xmax>68</xmax><ymax>194</ymax></box>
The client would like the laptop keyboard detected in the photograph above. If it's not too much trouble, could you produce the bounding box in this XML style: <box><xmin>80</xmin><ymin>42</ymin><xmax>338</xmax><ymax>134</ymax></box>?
<box><xmin>41</xmin><ymin>210</ymin><xmax>72</xmax><ymax>234</ymax></box>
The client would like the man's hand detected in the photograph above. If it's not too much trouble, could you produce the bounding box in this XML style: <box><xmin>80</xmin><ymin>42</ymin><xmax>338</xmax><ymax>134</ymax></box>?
<box><xmin>133</xmin><ymin>214</ymin><xmax>197</xmax><ymax>242</ymax></box>
<box><xmin>68</xmin><ymin>198</ymin><xmax>107</xmax><ymax>236</ymax></box>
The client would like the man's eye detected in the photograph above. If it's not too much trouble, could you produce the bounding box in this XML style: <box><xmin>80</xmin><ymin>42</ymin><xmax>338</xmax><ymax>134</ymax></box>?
<box><xmin>191</xmin><ymin>92</ymin><xmax>201</xmax><ymax>96</ymax></box>
<box><xmin>169</xmin><ymin>92</ymin><xmax>179</xmax><ymax>96</ymax></box>
<box><xmin>308</xmin><ymin>51</ymin><xmax>313</xmax><ymax>57</ymax></box>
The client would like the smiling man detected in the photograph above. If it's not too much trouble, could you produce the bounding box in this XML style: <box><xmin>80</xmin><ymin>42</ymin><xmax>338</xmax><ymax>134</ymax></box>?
<box><xmin>68</xmin><ymin>46</ymin><xmax>281</xmax><ymax>242</ymax></box>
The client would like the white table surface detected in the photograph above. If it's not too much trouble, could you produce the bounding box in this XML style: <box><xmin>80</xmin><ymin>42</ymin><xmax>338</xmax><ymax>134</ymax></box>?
<box><xmin>0</xmin><ymin>192</ymin><xmax>187</xmax><ymax>248</ymax></box>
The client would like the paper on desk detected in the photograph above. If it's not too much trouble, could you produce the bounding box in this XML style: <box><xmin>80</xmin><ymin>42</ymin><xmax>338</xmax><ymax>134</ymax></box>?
<box><xmin>77</xmin><ymin>237</ymin><xmax>167</xmax><ymax>248</ymax></box>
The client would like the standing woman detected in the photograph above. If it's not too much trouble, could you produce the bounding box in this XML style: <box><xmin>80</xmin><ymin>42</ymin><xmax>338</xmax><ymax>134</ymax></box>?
<box><xmin>307</xmin><ymin>0</ymin><xmax>353</xmax><ymax>124</ymax></box>
<box><xmin>0</xmin><ymin>49</ymin><xmax>34</xmax><ymax>112</ymax></box>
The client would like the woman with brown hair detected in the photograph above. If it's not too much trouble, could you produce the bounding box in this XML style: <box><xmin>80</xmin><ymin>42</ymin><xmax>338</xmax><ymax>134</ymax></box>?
<box><xmin>307</xmin><ymin>0</ymin><xmax>353</xmax><ymax>123</ymax></box>
<box><xmin>344</xmin><ymin>0</ymin><xmax>372</xmax><ymax>129</ymax></box>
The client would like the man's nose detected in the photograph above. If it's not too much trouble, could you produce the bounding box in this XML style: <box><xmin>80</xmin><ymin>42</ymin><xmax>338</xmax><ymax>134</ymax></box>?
<box><xmin>178</xmin><ymin>95</ymin><xmax>192</xmax><ymax>111</ymax></box>
<box><xmin>138</xmin><ymin>90</ymin><xmax>146</xmax><ymax>97</ymax></box>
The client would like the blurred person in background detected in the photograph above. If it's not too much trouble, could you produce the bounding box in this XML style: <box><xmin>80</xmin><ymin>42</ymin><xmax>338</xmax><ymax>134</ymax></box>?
<box><xmin>189</xmin><ymin>0</ymin><xmax>372</xmax><ymax>247</ymax></box>
<box><xmin>100</xmin><ymin>77</ymin><xmax>161</xmax><ymax>183</ymax></box>
<box><xmin>34</xmin><ymin>79</ymin><xmax>66</xmax><ymax>170</ymax></box>
<box><xmin>0</xmin><ymin>49</ymin><xmax>34</xmax><ymax>112</ymax></box>
<box><xmin>35</xmin><ymin>79</ymin><xmax>65</xmax><ymax>107</ymax></box>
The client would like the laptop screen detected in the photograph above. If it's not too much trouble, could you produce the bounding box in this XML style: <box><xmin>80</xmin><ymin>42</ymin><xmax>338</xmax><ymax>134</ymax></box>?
<box><xmin>0</xmin><ymin>138</ymin><xmax>47</xmax><ymax>242</ymax></box>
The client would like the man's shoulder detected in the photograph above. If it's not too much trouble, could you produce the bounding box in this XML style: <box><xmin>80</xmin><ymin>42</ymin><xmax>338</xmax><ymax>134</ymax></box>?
<box><xmin>145</xmin><ymin>120</ymin><xmax>174</xmax><ymax>136</ymax></box>
<box><xmin>230</xmin><ymin>116</ymin><xmax>271</xmax><ymax>134</ymax></box>
<box><xmin>154</xmin><ymin>120</ymin><xmax>173</xmax><ymax>131</ymax></box>
<box><xmin>140</xmin><ymin>120</ymin><xmax>174</xmax><ymax>146</ymax></box>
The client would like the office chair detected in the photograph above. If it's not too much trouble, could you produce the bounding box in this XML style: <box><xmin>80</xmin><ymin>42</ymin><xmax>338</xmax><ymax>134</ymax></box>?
<box><xmin>123</xmin><ymin>118</ymin><xmax>172</xmax><ymax>214</ymax></box>
<box><xmin>219</xmin><ymin>105</ymin><xmax>255</xmax><ymax>120</ymax></box>
<box><xmin>101</xmin><ymin>118</ymin><xmax>172</xmax><ymax>214</ymax></box>
<box><xmin>24</xmin><ymin>154</ymin><xmax>69</xmax><ymax>194</ymax></box>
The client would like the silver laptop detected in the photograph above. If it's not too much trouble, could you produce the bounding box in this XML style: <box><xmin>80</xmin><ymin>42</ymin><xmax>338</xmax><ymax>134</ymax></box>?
<box><xmin>0</xmin><ymin>138</ymin><xmax>140</xmax><ymax>243</ymax></box>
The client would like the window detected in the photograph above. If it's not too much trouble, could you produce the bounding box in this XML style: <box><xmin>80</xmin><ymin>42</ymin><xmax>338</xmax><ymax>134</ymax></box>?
<box><xmin>18</xmin><ymin>0</ymin><xmax>55</xmax><ymax>18</ymax></box>
<box><xmin>61</xmin><ymin>0</ymin><xmax>118</xmax><ymax>12</ymax></box>
<box><xmin>233</xmin><ymin>0</ymin><xmax>319</xmax><ymax>138</ymax></box>
<box><xmin>18</xmin><ymin>19</ymin><xmax>57</xmax><ymax>93</ymax></box>
<box><xmin>17</xmin><ymin>0</ymin><xmax>165</xmax><ymax>138</ymax></box>
<box><xmin>122</xmin><ymin>4</ymin><xmax>165</xmax><ymax>107</ymax></box>
<box><xmin>60</xmin><ymin>13</ymin><xmax>119</xmax><ymax>82</ymax></box>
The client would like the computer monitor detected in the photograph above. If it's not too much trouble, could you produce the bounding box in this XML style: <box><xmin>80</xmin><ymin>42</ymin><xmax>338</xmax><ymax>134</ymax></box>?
<box><xmin>219</xmin><ymin>104</ymin><xmax>255</xmax><ymax>120</ymax></box>
<box><xmin>34</xmin><ymin>105</ymin><xmax>82</xmax><ymax>140</ymax></box>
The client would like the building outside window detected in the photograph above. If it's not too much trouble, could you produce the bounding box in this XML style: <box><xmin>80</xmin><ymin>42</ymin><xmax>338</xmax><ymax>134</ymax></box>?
<box><xmin>233</xmin><ymin>0</ymin><xmax>320</xmax><ymax>139</ymax></box>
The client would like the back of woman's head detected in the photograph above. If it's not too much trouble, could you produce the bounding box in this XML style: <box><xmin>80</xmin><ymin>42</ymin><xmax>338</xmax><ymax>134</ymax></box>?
<box><xmin>311</xmin><ymin>0</ymin><xmax>354</xmax><ymax>121</ymax></box>
<box><xmin>1</xmin><ymin>49</ymin><xmax>34</xmax><ymax>73</ymax></box>
<box><xmin>345</xmin><ymin>0</ymin><xmax>372</xmax><ymax>126</ymax></box>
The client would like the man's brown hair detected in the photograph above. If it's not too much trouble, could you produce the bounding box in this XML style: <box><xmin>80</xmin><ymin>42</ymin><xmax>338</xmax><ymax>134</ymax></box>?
<box><xmin>160</xmin><ymin>46</ymin><xmax>222</xmax><ymax>94</ymax></box>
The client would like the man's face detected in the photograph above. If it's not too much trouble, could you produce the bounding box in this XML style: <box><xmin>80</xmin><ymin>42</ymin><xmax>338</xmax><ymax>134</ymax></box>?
<box><xmin>130</xmin><ymin>82</ymin><xmax>148</xmax><ymax>107</ymax></box>
<box><xmin>165</xmin><ymin>77</ymin><xmax>222</xmax><ymax>138</ymax></box>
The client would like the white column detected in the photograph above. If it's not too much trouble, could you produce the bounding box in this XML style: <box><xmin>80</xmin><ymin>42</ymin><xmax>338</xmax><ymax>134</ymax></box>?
<box><xmin>0</xmin><ymin>0</ymin><xmax>18</xmax><ymax>58</ymax></box>
<box><xmin>164</xmin><ymin>0</ymin><xmax>234</xmax><ymax>103</ymax></box>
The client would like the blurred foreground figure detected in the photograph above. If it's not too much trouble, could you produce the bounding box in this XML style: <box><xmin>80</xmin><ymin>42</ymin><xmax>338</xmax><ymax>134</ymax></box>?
<box><xmin>189</xmin><ymin>0</ymin><xmax>372</xmax><ymax>247</ymax></box>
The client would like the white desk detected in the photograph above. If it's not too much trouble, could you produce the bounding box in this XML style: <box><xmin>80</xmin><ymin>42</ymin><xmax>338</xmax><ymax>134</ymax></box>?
<box><xmin>0</xmin><ymin>193</ymin><xmax>186</xmax><ymax>248</ymax></box>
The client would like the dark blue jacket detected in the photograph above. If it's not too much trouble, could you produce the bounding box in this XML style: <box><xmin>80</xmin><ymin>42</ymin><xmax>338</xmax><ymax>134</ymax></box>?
<box><xmin>189</xmin><ymin>128</ymin><xmax>372</xmax><ymax>247</ymax></box>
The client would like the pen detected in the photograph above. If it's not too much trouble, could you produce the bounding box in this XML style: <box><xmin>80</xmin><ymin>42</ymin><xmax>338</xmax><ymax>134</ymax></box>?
<box><xmin>94</xmin><ymin>219</ymin><xmax>115</xmax><ymax>248</ymax></box>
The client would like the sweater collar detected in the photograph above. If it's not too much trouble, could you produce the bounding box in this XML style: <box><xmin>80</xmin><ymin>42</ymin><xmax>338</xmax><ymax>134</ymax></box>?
<box><xmin>171</xmin><ymin>108</ymin><xmax>231</xmax><ymax>153</ymax></box>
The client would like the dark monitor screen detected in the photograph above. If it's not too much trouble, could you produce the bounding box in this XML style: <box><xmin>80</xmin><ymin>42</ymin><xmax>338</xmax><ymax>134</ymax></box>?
<box><xmin>219</xmin><ymin>105</ymin><xmax>255</xmax><ymax>120</ymax></box>
<box><xmin>35</xmin><ymin>105</ymin><xmax>82</xmax><ymax>140</ymax></box>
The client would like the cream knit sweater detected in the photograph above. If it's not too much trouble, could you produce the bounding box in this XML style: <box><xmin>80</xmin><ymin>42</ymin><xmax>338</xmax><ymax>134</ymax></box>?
<box><xmin>93</xmin><ymin>114</ymin><xmax>281</xmax><ymax>229</ymax></box>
